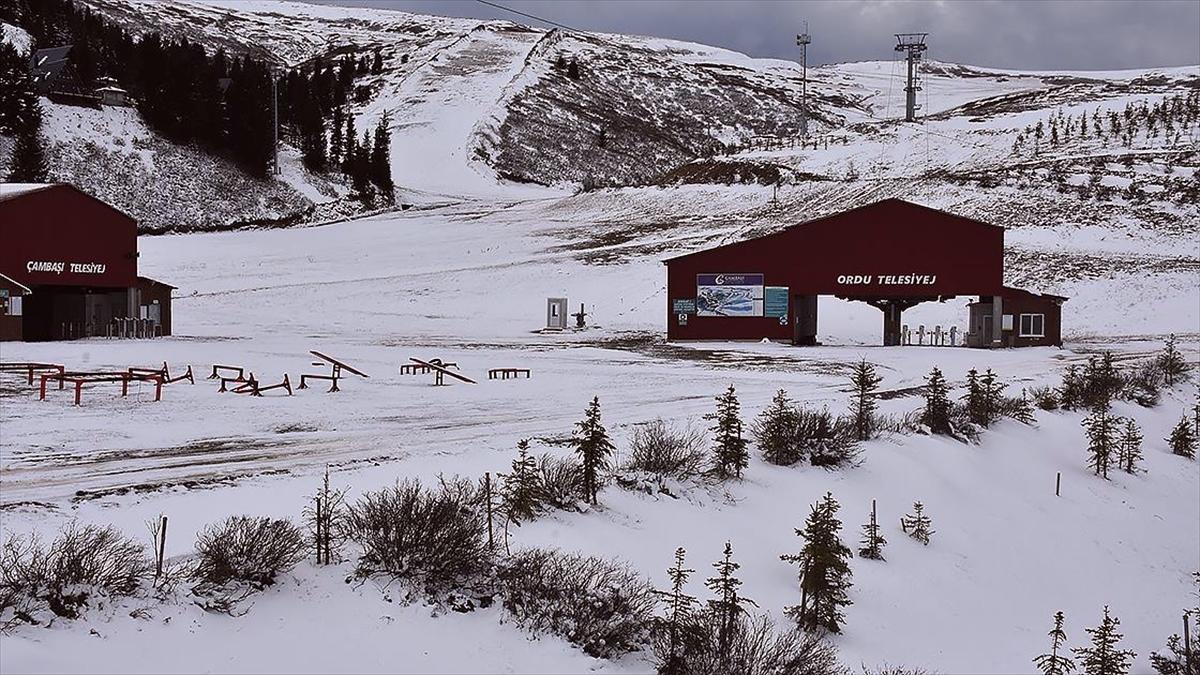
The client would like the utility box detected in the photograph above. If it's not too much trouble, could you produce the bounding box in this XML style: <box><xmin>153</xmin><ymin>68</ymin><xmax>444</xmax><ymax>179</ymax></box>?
<box><xmin>546</xmin><ymin>297</ymin><xmax>568</xmax><ymax>330</ymax></box>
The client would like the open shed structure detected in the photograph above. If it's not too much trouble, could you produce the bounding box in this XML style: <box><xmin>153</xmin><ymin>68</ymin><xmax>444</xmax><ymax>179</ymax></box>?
<box><xmin>664</xmin><ymin>199</ymin><xmax>1064</xmax><ymax>348</ymax></box>
<box><xmin>0</xmin><ymin>183</ymin><xmax>173</xmax><ymax>341</ymax></box>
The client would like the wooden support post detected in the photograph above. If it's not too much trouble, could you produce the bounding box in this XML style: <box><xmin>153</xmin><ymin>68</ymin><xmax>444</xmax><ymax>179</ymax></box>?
<box><xmin>39</xmin><ymin>374</ymin><xmax>48</xmax><ymax>400</ymax></box>
<box><xmin>1184</xmin><ymin>612</ymin><xmax>1192</xmax><ymax>675</ymax></box>
<box><xmin>155</xmin><ymin>515</ymin><xmax>168</xmax><ymax>579</ymax></box>
<box><xmin>485</xmin><ymin>472</ymin><xmax>494</xmax><ymax>553</ymax></box>
<box><xmin>1055</xmin><ymin>472</ymin><xmax>1061</xmax><ymax>497</ymax></box>
<box><xmin>315</xmin><ymin>497</ymin><xmax>323</xmax><ymax>565</ymax></box>
<box><xmin>122</xmin><ymin>375</ymin><xmax>129</xmax><ymax>397</ymax></box>
<box><xmin>74</xmin><ymin>380</ymin><xmax>83</xmax><ymax>406</ymax></box>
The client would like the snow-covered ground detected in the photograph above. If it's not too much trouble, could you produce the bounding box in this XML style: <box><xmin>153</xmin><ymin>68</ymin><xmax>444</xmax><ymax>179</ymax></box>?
<box><xmin>1</xmin><ymin>196</ymin><xmax>1197</xmax><ymax>673</ymax></box>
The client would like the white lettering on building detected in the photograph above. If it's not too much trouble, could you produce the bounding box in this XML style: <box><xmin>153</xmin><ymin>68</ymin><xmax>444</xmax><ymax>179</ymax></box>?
<box><xmin>836</xmin><ymin>274</ymin><xmax>938</xmax><ymax>285</ymax></box>
<box><xmin>26</xmin><ymin>261</ymin><xmax>107</xmax><ymax>275</ymax></box>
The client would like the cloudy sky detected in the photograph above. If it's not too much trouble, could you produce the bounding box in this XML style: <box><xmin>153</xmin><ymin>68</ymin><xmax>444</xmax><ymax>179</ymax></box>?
<box><xmin>309</xmin><ymin>0</ymin><xmax>1200</xmax><ymax>71</ymax></box>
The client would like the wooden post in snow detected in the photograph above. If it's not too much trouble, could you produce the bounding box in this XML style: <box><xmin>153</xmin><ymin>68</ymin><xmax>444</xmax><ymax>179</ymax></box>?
<box><xmin>484</xmin><ymin>472</ymin><xmax>494</xmax><ymax>553</ymax></box>
<box><xmin>315</xmin><ymin>497</ymin><xmax>323</xmax><ymax>565</ymax></box>
<box><xmin>154</xmin><ymin>515</ymin><xmax>168</xmax><ymax>579</ymax></box>
<box><xmin>1055</xmin><ymin>472</ymin><xmax>1061</xmax><ymax>497</ymax></box>
<box><xmin>1184</xmin><ymin>612</ymin><xmax>1192</xmax><ymax>675</ymax></box>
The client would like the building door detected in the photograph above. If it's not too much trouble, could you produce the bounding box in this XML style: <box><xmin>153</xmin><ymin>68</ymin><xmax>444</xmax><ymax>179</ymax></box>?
<box><xmin>793</xmin><ymin>295</ymin><xmax>817</xmax><ymax>346</ymax></box>
<box><xmin>982</xmin><ymin>314</ymin><xmax>993</xmax><ymax>344</ymax></box>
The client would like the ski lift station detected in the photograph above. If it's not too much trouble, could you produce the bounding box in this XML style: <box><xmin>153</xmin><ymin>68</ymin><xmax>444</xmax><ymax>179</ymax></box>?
<box><xmin>0</xmin><ymin>184</ymin><xmax>174</xmax><ymax>341</ymax></box>
<box><xmin>664</xmin><ymin>199</ymin><xmax>1066</xmax><ymax>348</ymax></box>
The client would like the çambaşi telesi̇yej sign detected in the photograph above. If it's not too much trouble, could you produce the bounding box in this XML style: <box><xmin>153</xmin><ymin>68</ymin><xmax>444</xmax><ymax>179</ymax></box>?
<box><xmin>696</xmin><ymin>274</ymin><xmax>764</xmax><ymax>317</ymax></box>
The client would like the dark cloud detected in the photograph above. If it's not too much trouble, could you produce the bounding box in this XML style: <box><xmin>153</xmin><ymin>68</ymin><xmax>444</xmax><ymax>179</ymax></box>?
<box><xmin>304</xmin><ymin>0</ymin><xmax>1199</xmax><ymax>70</ymax></box>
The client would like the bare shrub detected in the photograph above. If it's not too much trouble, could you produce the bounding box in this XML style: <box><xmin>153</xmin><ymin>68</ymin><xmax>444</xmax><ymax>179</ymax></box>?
<box><xmin>537</xmin><ymin>454</ymin><xmax>584</xmax><ymax>511</ymax></box>
<box><xmin>626</xmin><ymin>419</ymin><xmax>707</xmax><ymax>478</ymax></box>
<box><xmin>652</xmin><ymin>610</ymin><xmax>840</xmax><ymax>675</ymax></box>
<box><xmin>0</xmin><ymin>523</ymin><xmax>149</xmax><ymax>623</ymax></box>
<box><xmin>346</xmin><ymin>477</ymin><xmax>490</xmax><ymax>591</ymax></box>
<box><xmin>192</xmin><ymin>516</ymin><xmax>305</xmax><ymax>587</ymax></box>
<box><xmin>497</xmin><ymin>548</ymin><xmax>655</xmax><ymax>658</ymax></box>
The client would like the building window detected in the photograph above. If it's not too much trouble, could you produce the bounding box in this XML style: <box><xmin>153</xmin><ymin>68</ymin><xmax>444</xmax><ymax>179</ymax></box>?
<box><xmin>1019</xmin><ymin>313</ymin><xmax>1044</xmax><ymax>337</ymax></box>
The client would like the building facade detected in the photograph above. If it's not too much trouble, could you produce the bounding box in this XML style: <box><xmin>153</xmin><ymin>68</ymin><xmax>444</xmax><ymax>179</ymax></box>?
<box><xmin>664</xmin><ymin>199</ymin><xmax>1064</xmax><ymax>348</ymax></box>
<box><xmin>0</xmin><ymin>183</ymin><xmax>173</xmax><ymax>341</ymax></box>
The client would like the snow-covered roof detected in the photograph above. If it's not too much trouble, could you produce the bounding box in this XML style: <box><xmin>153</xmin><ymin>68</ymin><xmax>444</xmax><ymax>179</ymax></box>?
<box><xmin>0</xmin><ymin>183</ymin><xmax>59</xmax><ymax>201</ymax></box>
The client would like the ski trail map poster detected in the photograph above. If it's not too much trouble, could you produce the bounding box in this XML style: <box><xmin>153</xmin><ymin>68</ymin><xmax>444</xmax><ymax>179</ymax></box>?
<box><xmin>696</xmin><ymin>274</ymin><xmax>764</xmax><ymax>316</ymax></box>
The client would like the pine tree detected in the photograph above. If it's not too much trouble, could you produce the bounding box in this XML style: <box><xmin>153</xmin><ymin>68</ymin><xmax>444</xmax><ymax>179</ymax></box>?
<box><xmin>900</xmin><ymin>501</ymin><xmax>934</xmax><ymax>545</ymax></box>
<box><xmin>1011</xmin><ymin>389</ymin><xmax>1037</xmax><ymax>425</ymax></box>
<box><xmin>329</xmin><ymin>105</ymin><xmax>344</xmax><ymax>166</ymax></box>
<box><xmin>654</xmin><ymin>547</ymin><xmax>699</xmax><ymax>675</ymax></box>
<box><xmin>1116</xmin><ymin>419</ymin><xmax>1143</xmax><ymax>474</ymax></box>
<box><xmin>341</xmin><ymin>115</ymin><xmax>357</xmax><ymax>175</ymax></box>
<box><xmin>1033</xmin><ymin>611</ymin><xmax>1077</xmax><ymax>675</ymax></box>
<box><xmin>921</xmin><ymin>366</ymin><xmax>953</xmax><ymax>435</ymax></box>
<box><xmin>369</xmin><ymin>112</ymin><xmax>394</xmax><ymax>198</ymax></box>
<box><xmin>849</xmin><ymin>359</ymin><xmax>881</xmax><ymax>441</ymax></box>
<box><xmin>572</xmin><ymin>396</ymin><xmax>614</xmax><ymax>504</ymax></box>
<box><xmin>371</xmin><ymin>48</ymin><xmax>383</xmax><ymax>74</ymax></box>
<box><xmin>500</xmin><ymin>439</ymin><xmax>542</xmax><ymax>525</ymax></box>
<box><xmin>0</xmin><ymin>43</ymin><xmax>40</xmax><ymax>135</ymax></box>
<box><xmin>1157</xmin><ymin>334</ymin><xmax>1191</xmax><ymax>386</ymax></box>
<box><xmin>7</xmin><ymin>107</ymin><xmax>48</xmax><ymax>183</ymax></box>
<box><xmin>857</xmin><ymin>499</ymin><xmax>886</xmax><ymax>561</ymax></box>
<box><xmin>567</xmin><ymin>58</ymin><xmax>580</xmax><ymax>80</ymax></box>
<box><xmin>753</xmin><ymin>389</ymin><xmax>801</xmax><ymax>465</ymax></box>
<box><xmin>964</xmin><ymin>368</ymin><xmax>986</xmax><ymax>426</ymax></box>
<box><xmin>1084</xmin><ymin>402</ymin><xmax>1117</xmax><ymax>479</ymax></box>
<box><xmin>1168</xmin><ymin>416</ymin><xmax>1196</xmax><ymax>459</ymax></box>
<box><xmin>781</xmin><ymin>492</ymin><xmax>854</xmax><ymax>633</ymax></box>
<box><xmin>706</xmin><ymin>385</ymin><xmax>748</xmax><ymax>479</ymax></box>
<box><xmin>980</xmin><ymin>369</ymin><xmax>1006</xmax><ymax>427</ymax></box>
<box><xmin>1072</xmin><ymin>606</ymin><xmax>1136</xmax><ymax>675</ymax></box>
<box><xmin>705</xmin><ymin>541</ymin><xmax>755</xmax><ymax>661</ymax></box>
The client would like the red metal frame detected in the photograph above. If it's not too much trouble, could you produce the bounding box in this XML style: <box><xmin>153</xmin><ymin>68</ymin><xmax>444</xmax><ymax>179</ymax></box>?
<box><xmin>39</xmin><ymin>370</ymin><xmax>162</xmax><ymax>406</ymax></box>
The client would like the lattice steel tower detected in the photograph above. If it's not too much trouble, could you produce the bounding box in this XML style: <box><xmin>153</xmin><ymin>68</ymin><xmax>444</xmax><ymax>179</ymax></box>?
<box><xmin>796</xmin><ymin>26</ymin><xmax>811</xmax><ymax>136</ymax></box>
<box><xmin>894</xmin><ymin>33</ymin><xmax>928</xmax><ymax>122</ymax></box>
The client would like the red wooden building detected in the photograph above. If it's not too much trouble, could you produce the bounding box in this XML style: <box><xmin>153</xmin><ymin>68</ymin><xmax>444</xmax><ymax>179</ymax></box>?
<box><xmin>664</xmin><ymin>199</ymin><xmax>1064</xmax><ymax>347</ymax></box>
<box><xmin>0</xmin><ymin>183</ymin><xmax>173</xmax><ymax>341</ymax></box>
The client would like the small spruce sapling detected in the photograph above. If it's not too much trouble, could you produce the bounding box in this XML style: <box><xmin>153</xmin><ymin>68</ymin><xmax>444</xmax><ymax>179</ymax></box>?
<box><xmin>1033</xmin><ymin>611</ymin><xmax>1077</xmax><ymax>675</ymax></box>
<box><xmin>857</xmin><ymin>499</ymin><xmax>886</xmax><ymax>561</ymax></box>
<box><xmin>1167</xmin><ymin>416</ymin><xmax>1196</xmax><ymax>459</ymax></box>
<box><xmin>753</xmin><ymin>389</ymin><xmax>802</xmax><ymax>466</ymax></box>
<box><xmin>900</xmin><ymin>501</ymin><xmax>934</xmax><ymax>545</ymax></box>
<box><xmin>964</xmin><ymin>368</ymin><xmax>986</xmax><ymax>427</ymax></box>
<box><xmin>500</xmin><ymin>439</ymin><xmax>543</xmax><ymax>525</ymax></box>
<box><xmin>1157</xmin><ymin>334</ymin><xmax>1191</xmax><ymax>386</ymax></box>
<box><xmin>1116</xmin><ymin>419</ymin><xmax>1143</xmax><ymax>474</ymax></box>
<box><xmin>1072</xmin><ymin>606</ymin><xmax>1136</xmax><ymax>675</ymax></box>
<box><xmin>705</xmin><ymin>542</ymin><xmax>756</xmax><ymax>663</ymax></box>
<box><xmin>1011</xmin><ymin>388</ymin><xmax>1037</xmax><ymax>425</ymax></box>
<box><xmin>849</xmin><ymin>359</ymin><xmax>882</xmax><ymax>441</ymax></box>
<box><xmin>781</xmin><ymin>492</ymin><xmax>854</xmax><ymax>633</ymax></box>
<box><xmin>706</xmin><ymin>386</ymin><xmax>749</xmax><ymax>479</ymax></box>
<box><xmin>654</xmin><ymin>547</ymin><xmax>699</xmax><ymax>675</ymax></box>
<box><xmin>920</xmin><ymin>367</ymin><xmax>953</xmax><ymax>435</ymax></box>
<box><xmin>1084</xmin><ymin>403</ymin><xmax>1118</xmax><ymax>479</ymax></box>
<box><xmin>572</xmin><ymin>397</ymin><xmax>614</xmax><ymax>504</ymax></box>
<box><xmin>980</xmin><ymin>368</ymin><xmax>1006</xmax><ymax>427</ymax></box>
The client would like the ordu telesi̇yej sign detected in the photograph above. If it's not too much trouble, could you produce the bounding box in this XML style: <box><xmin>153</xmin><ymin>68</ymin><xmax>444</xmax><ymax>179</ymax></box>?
<box><xmin>696</xmin><ymin>274</ymin><xmax>765</xmax><ymax>317</ymax></box>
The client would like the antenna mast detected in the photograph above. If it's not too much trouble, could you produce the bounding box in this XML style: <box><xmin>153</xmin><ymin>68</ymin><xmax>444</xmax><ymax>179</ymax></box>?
<box><xmin>894</xmin><ymin>33</ymin><xmax>928</xmax><ymax>122</ymax></box>
<box><xmin>796</xmin><ymin>24</ymin><xmax>811</xmax><ymax>137</ymax></box>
